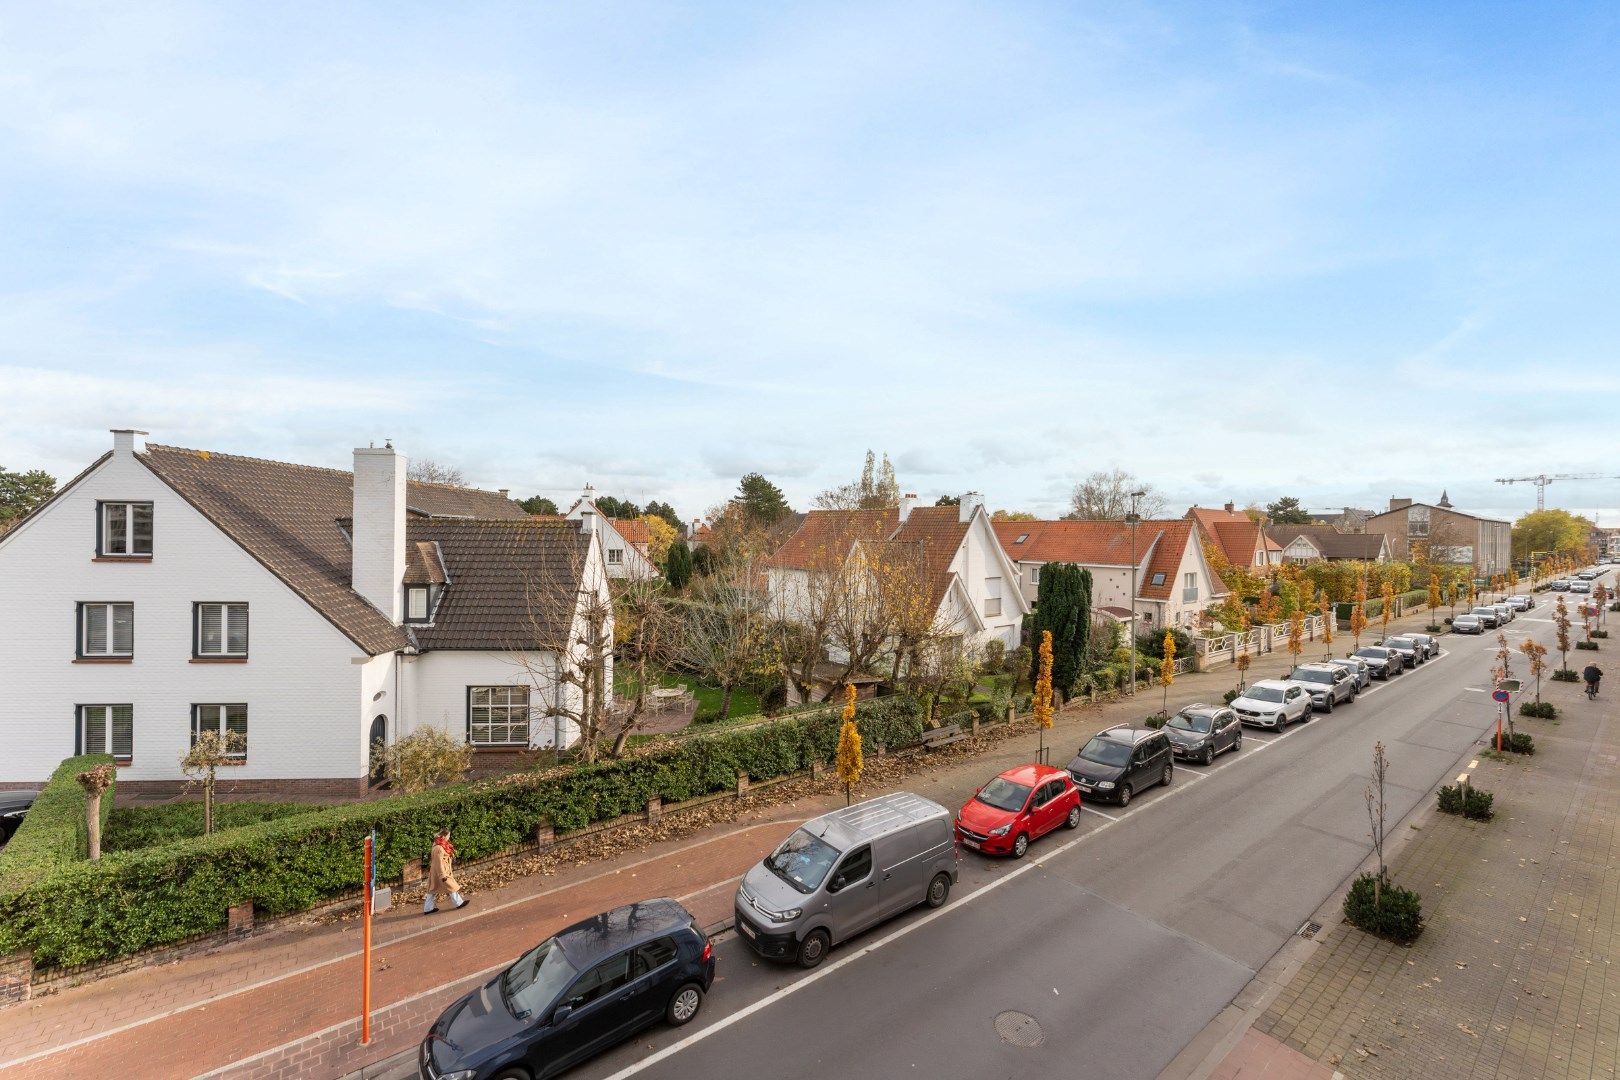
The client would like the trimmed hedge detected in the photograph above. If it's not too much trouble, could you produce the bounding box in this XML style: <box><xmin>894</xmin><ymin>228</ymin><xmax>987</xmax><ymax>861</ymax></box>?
<box><xmin>1503</xmin><ymin>732</ymin><xmax>1535</xmax><ymax>755</ymax></box>
<box><xmin>1343</xmin><ymin>872</ymin><xmax>1424</xmax><ymax>944</ymax></box>
<box><xmin>0</xmin><ymin>754</ymin><xmax>115</xmax><ymax>892</ymax></box>
<box><xmin>1</xmin><ymin>698</ymin><xmax>926</xmax><ymax>970</ymax></box>
<box><xmin>1552</xmin><ymin>668</ymin><xmax>1581</xmax><ymax>682</ymax></box>
<box><xmin>1518</xmin><ymin>701</ymin><xmax>1558</xmax><ymax>719</ymax></box>
<box><xmin>1437</xmin><ymin>784</ymin><xmax>1495</xmax><ymax>820</ymax></box>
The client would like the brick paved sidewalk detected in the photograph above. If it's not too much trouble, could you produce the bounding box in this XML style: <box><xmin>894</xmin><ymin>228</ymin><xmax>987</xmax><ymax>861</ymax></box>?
<box><xmin>1246</xmin><ymin>675</ymin><xmax>1618</xmax><ymax>1079</ymax></box>
<box><xmin>0</xmin><ymin>605</ymin><xmax>1447</xmax><ymax>1080</ymax></box>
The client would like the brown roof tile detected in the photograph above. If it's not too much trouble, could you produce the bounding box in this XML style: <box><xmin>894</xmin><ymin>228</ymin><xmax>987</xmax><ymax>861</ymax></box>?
<box><xmin>407</xmin><ymin>519</ymin><xmax>590</xmax><ymax>650</ymax></box>
<box><xmin>611</xmin><ymin>517</ymin><xmax>650</xmax><ymax>546</ymax></box>
<box><xmin>404</xmin><ymin>540</ymin><xmax>449</xmax><ymax>585</ymax></box>
<box><xmin>1264</xmin><ymin>525</ymin><xmax>1389</xmax><ymax>561</ymax></box>
<box><xmin>764</xmin><ymin>508</ymin><xmax>896</xmax><ymax>570</ymax></box>
<box><xmin>992</xmin><ymin>520</ymin><xmax>1139</xmax><ymax>565</ymax></box>
<box><xmin>139</xmin><ymin>444</ymin><xmax>527</xmax><ymax>655</ymax></box>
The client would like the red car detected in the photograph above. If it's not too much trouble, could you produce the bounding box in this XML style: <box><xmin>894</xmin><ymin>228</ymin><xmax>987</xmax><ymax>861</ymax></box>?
<box><xmin>954</xmin><ymin>764</ymin><xmax>1082</xmax><ymax>858</ymax></box>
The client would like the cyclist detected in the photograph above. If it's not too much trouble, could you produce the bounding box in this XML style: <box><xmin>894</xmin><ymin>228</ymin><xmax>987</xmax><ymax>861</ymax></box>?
<box><xmin>1583</xmin><ymin>663</ymin><xmax>1604</xmax><ymax>699</ymax></box>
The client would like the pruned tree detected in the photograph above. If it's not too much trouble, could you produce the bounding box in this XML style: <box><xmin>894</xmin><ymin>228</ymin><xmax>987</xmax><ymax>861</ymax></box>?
<box><xmin>408</xmin><ymin>459</ymin><xmax>466</xmax><ymax>486</ymax></box>
<box><xmin>1427</xmin><ymin>573</ymin><xmax>1442</xmax><ymax>631</ymax></box>
<box><xmin>1318</xmin><ymin>590</ymin><xmax>1335</xmax><ymax>658</ymax></box>
<box><xmin>1520</xmin><ymin>639</ymin><xmax>1548</xmax><ymax>703</ymax></box>
<box><xmin>75</xmin><ymin>762</ymin><xmax>115</xmax><ymax>862</ymax></box>
<box><xmin>1063</xmin><ymin>469</ymin><xmax>1166</xmax><ymax>521</ymax></box>
<box><xmin>1028</xmin><ymin>562</ymin><xmax>1093</xmax><ymax>700</ymax></box>
<box><xmin>180</xmin><ymin>729</ymin><xmax>248</xmax><ymax>835</ymax></box>
<box><xmin>1350</xmin><ymin>574</ymin><xmax>1369</xmax><ymax>649</ymax></box>
<box><xmin>1364</xmin><ymin>741</ymin><xmax>1391</xmax><ymax>900</ymax></box>
<box><xmin>836</xmin><ymin>685</ymin><xmax>862</xmax><ymax>805</ymax></box>
<box><xmin>1287</xmin><ymin>608</ymin><xmax>1305</xmax><ymax>669</ymax></box>
<box><xmin>371</xmin><ymin>727</ymin><xmax>472</xmax><ymax>794</ymax></box>
<box><xmin>1234</xmin><ymin>606</ymin><xmax>1253</xmax><ymax>691</ymax></box>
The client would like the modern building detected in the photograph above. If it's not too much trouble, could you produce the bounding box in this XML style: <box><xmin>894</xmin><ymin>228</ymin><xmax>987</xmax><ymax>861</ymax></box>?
<box><xmin>1363</xmin><ymin>493</ymin><xmax>1511</xmax><ymax>575</ymax></box>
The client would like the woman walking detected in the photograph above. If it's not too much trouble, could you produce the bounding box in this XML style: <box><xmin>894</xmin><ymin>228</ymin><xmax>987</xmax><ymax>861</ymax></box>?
<box><xmin>424</xmin><ymin>827</ymin><xmax>469</xmax><ymax>915</ymax></box>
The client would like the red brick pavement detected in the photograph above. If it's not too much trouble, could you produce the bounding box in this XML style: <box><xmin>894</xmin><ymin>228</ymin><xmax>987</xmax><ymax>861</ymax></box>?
<box><xmin>0</xmin><ymin>820</ymin><xmax>787</xmax><ymax>1080</ymax></box>
<box><xmin>1208</xmin><ymin>1028</ymin><xmax>1342</xmax><ymax>1080</ymax></box>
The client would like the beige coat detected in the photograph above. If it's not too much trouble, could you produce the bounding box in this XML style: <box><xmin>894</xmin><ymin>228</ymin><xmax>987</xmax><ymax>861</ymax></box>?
<box><xmin>427</xmin><ymin>842</ymin><xmax>461</xmax><ymax>895</ymax></box>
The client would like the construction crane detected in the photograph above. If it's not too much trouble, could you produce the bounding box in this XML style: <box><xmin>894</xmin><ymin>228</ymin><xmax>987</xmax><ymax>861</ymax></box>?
<box><xmin>1494</xmin><ymin>473</ymin><xmax>1620</xmax><ymax>511</ymax></box>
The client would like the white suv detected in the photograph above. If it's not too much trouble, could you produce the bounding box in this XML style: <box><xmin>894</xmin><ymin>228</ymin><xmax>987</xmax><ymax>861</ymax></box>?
<box><xmin>1230</xmin><ymin>679</ymin><xmax>1314</xmax><ymax>729</ymax></box>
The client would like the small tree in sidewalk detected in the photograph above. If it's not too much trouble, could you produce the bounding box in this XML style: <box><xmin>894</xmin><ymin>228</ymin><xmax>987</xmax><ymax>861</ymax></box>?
<box><xmin>180</xmin><ymin>729</ymin><xmax>248</xmax><ymax>835</ymax></box>
<box><xmin>1379</xmin><ymin>580</ymin><xmax>1395</xmax><ymax>641</ymax></box>
<box><xmin>1555</xmin><ymin>594</ymin><xmax>1573</xmax><ymax>673</ymax></box>
<box><xmin>1034</xmin><ymin>630</ymin><xmax>1055</xmax><ymax>761</ymax></box>
<box><xmin>1427</xmin><ymin>573</ymin><xmax>1442</xmax><ymax>631</ymax></box>
<box><xmin>1350</xmin><ymin>574</ymin><xmax>1369</xmax><ymax>650</ymax></box>
<box><xmin>1345</xmin><ymin>740</ymin><xmax>1425</xmax><ymax>943</ymax></box>
<box><xmin>1319</xmin><ymin>591</ymin><xmax>1334</xmax><ymax>659</ymax></box>
<box><xmin>75</xmin><ymin>762</ymin><xmax>115</xmax><ymax>862</ymax></box>
<box><xmin>835</xmin><ymin>684</ymin><xmax>862</xmax><ymax>806</ymax></box>
<box><xmin>1286</xmin><ymin>608</ymin><xmax>1304</xmax><ymax>670</ymax></box>
<box><xmin>1518</xmin><ymin>639</ymin><xmax>1554</xmax><ymax>717</ymax></box>
<box><xmin>1158</xmin><ymin>630</ymin><xmax>1176</xmax><ymax>715</ymax></box>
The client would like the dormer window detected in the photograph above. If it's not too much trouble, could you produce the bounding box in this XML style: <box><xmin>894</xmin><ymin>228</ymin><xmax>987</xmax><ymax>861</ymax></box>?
<box><xmin>405</xmin><ymin>586</ymin><xmax>432</xmax><ymax>623</ymax></box>
<box><xmin>99</xmin><ymin>502</ymin><xmax>153</xmax><ymax>556</ymax></box>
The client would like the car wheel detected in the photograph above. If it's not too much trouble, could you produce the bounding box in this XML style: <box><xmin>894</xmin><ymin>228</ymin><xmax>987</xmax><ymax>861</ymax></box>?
<box><xmin>1012</xmin><ymin>832</ymin><xmax>1030</xmax><ymax>859</ymax></box>
<box><xmin>1161</xmin><ymin>762</ymin><xmax>1173</xmax><ymax>787</ymax></box>
<box><xmin>667</xmin><ymin>983</ymin><xmax>704</xmax><ymax>1026</ymax></box>
<box><xmin>796</xmin><ymin>929</ymin><xmax>831</xmax><ymax>969</ymax></box>
<box><xmin>1324</xmin><ymin>696</ymin><xmax>1334</xmax><ymax>714</ymax></box>
<box><xmin>1232</xmin><ymin>731</ymin><xmax>1242</xmax><ymax>752</ymax></box>
<box><xmin>1065</xmin><ymin>805</ymin><xmax>1082</xmax><ymax>829</ymax></box>
<box><xmin>926</xmin><ymin>872</ymin><xmax>952</xmax><ymax>908</ymax></box>
<box><xmin>1117</xmin><ymin>784</ymin><xmax>1133</xmax><ymax>807</ymax></box>
<box><xmin>1201</xmin><ymin>746</ymin><xmax>1214</xmax><ymax>766</ymax></box>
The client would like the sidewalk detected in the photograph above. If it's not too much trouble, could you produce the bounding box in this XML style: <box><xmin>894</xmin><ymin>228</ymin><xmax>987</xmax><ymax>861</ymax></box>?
<box><xmin>1222</xmin><ymin>669</ymin><xmax>1618</xmax><ymax>1078</ymax></box>
<box><xmin>0</xmin><ymin>607</ymin><xmax>1444</xmax><ymax>1080</ymax></box>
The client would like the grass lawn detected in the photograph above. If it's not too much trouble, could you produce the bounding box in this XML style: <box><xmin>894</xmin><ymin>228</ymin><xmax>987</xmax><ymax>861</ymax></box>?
<box><xmin>104</xmin><ymin>800</ymin><xmax>323</xmax><ymax>852</ymax></box>
<box><xmin>615</xmin><ymin>666</ymin><xmax>761</xmax><ymax>721</ymax></box>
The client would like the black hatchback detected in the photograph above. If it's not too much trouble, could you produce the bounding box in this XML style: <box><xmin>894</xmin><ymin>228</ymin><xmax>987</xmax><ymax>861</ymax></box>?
<box><xmin>1065</xmin><ymin>726</ymin><xmax>1173</xmax><ymax>807</ymax></box>
<box><xmin>420</xmin><ymin>897</ymin><xmax>715</xmax><ymax>1080</ymax></box>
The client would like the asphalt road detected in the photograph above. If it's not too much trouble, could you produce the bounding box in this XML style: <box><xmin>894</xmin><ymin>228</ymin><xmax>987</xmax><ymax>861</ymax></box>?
<box><xmin>562</xmin><ymin>590</ymin><xmax>1592</xmax><ymax>1080</ymax></box>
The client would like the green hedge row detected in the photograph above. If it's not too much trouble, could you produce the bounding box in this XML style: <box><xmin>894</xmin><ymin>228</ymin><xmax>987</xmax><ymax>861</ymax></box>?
<box><xmin>0</xmin><ymin>697</ymin><xmax>925</xmax><ymax>970</ymax></box>
<box><xmin>0</xmin><ymin>754</ymin><xmax>115</xmax><ymax>892</ymax></box>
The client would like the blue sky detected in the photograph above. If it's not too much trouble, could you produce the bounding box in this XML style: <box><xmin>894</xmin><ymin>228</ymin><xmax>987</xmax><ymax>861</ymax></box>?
<box><xmin>3</xmin><ymin>1</ymin><xmax>1619</xmax><ymax>524</ymax></box>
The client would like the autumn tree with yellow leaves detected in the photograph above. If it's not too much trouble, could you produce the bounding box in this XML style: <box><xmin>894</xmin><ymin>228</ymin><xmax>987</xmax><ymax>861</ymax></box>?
<box><xmin>836</xmin><ymin>683</ymin><xmax>862</xmax><ymax>806</ymax></box>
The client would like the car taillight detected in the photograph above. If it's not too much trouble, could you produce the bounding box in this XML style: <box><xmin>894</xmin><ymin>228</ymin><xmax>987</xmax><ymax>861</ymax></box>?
<box><xmin>702</xmin><ymin>939</ymin><xmax>712</xmax><ymax>963</ymax></box>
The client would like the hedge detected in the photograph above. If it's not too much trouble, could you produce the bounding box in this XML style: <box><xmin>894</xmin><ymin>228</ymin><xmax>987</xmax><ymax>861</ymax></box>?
<box><xmin>1343</xmin><ymin>872</ymin><xmax>1424</xmax><ymax>944</ymax></box>
<box><xmin>0</xmin><ymin>754</ymin><xmax>115</xmax><ymax>892</ymax></box>
<box><xmin>0</xmin><ymin>698</ymin><xmax>925</xmax><ymax>970</ymax></box>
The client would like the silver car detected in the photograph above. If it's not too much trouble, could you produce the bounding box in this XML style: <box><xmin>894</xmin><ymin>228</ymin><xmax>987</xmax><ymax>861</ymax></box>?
<box><xmin>1469</xmin><ymin>606</ymin><xmax>1501</xmax><ymax>629</ymax></box>
<box><xmin>1287</xmin><ymin>663</ymin><xmax>1357</xmax><ymax>712</ymax></box>
<box><xmin>1490</xmin><ymin>603</ymin><xmax>1514</xmax><ymax>624</ymax></box>
<box><xmin>734</xmin><ymin>792</ymin><xmax>957</xmax><ymax>969</ymax></box>
<box><xmin>1327</xmin><ymin>655</ymin><xmax>1373</xmax><ymax>690</ymax></box>
<box><xmin>1452</xmin><ymin>613</ymin><xmax>1484</xmax><ymax>634</ymax></box>
<box><xmin>1409</xmin><ymin>632</ymin><xmax>1441</xmax><ymax>659</ymax></box>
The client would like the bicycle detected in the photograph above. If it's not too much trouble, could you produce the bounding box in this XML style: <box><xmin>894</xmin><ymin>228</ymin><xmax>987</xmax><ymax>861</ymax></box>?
<box><xmin>1587</xmin><ymin>680</ymin><xmax>1601</xmax><ymax>701</ymax></box>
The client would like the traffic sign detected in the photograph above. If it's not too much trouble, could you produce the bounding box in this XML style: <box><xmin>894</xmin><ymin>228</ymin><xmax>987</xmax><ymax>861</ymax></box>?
<box><xmin>1491</xmin><ymin>688</ymin><xmax>1510</xmax><ymax>703</ymax></box>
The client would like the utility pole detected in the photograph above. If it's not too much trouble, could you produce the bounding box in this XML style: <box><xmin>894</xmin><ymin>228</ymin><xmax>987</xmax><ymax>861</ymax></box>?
<box><xmin>1127</xmin><ymin>490</ymin><xmax>1145</xmax><ymax>696</ymax></box>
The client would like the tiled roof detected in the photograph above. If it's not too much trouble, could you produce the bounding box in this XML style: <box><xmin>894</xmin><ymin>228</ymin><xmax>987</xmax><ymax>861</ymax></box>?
<box><xmin>993</xmin><ymin>520</ymin><xmax>1140</xmax><ymax>566</ymax></box>
<box><xmin>139</xmin><ymin>444</ymin><xmax>527</xmax><ymax>655</ymax></box>
<box><xmin>404</xmin><ymin>540</ymin><xmax>449</xmax><ymax>585</ymax></box>
<box><xmin>1138</xmin><ymin>519</ymin><xmax>1195</xmax><ymax>600</ymax></box>
<box><xmin>1187</xmin><ymin>507</ymin><xmax>1267</xmax><ymax>566</ymax></box>
<box><xmin>764</xmin><ymin>508</ymin><xmax>896</xmax><ymax>570</ymax></box>
<box><xmin>612</xmin><ymin>517</ymin><xmax>651</xmax><ymax>546</ymax></box>
<box><xmin>1265</xmin><ymin>525</ymin><xmax>1389</xmax><ymax>561</ymax></box>
<box><xmin>888</xmin><ymin>506</ymin><xmax>972</xmax><ymax>613</ymax></box>
<box><xmin>406</xmin><ymin>519</ymin><xmax>590</xmax><ymax>650</ymax></box>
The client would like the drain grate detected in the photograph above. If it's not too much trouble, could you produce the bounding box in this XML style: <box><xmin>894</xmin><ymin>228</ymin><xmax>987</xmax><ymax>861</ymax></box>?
<box><xmin>1299</xmin><ymin>920</ymin><xmax>1323</xmax><ymax>939</ymax></box>
<box><xmin>994</xmin><ymin>1010</ymin><xmax>1045</xmax><ymax>1047</ymax></box>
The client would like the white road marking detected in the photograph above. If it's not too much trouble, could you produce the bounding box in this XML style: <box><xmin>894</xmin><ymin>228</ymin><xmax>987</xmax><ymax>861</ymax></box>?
<box><xmin>1082</xmin><ymin>805</ymin><xmax>1120</xmax><ymax>821</ymax></box>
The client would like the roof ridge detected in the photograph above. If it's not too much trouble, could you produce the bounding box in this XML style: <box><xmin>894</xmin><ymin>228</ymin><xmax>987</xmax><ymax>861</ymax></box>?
<box><xmin>144</xmin><ymin>443</ymin><xmax>513</xmax><ymax>500</ymax></box>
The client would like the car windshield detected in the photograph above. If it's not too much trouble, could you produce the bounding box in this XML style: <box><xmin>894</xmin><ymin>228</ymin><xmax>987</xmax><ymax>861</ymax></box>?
<box><xmin>1245</xmin><ymin>686</ymin><xmax>1286</xmax><ymax>703</ymax></box>
<box><xmin>764</xmin><ymin>828</ymin><xmax>841</xmax><ymax>894</ymax></box>
<box><xmin>502</xmin><ymin>937</ymin><xmax>579</xmax><ymax>1021</ymax></box>
<box><xmin>1291</xmin><ymin>669</ymin><xmax>1330</xmax><ymax>684</ymax></box>
<box><xmin>1356</xmin><ymin>648</ymin><xmax>1388</xmax><ymax>658</ymax></box>
<box><xmin>975</xmin><ymin>777</ymin><xmax>1032</xmax><ymax>813</ymax></box>
<box><xmin>1168</xmin><ymin>712</ymin><xmax>1213</xmax><ymax>733</ymax></box>
<box><xmin>1386</xmin><ymin>638</ymin><xmax>1413</xmax><ymax>648</ymax></box>
<box><xmin>1078</xmin><ymin>737</ymin><xmax>1132</xmax><ymax>767</ymax></box>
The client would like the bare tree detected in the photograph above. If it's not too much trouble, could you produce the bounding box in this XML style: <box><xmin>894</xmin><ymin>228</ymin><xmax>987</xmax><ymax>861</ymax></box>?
<box><xmin>667</xmin><ymin>557</ymin><xmax>768</xmax><ymax>721</ymax></box>
<box><xmin>408</xmin><ymin>459</ymin><xmax>467</xmax><ymax>486</ymax></box>
<box><xmin>1064</xmin><ymin>469</ymin><xmax>1166</xmax><ymax>520</ymax></box>
<box><xmin>609</xmin><ymin>578</ymin><xmax>679</xmax><ymax>755</ymax></box>
<box><xmin>815</xmin><ymin>450</ymin><xmax>901</xmax><ymax>511</ymax></box>
<box><xmin>510</xmin><ymin>535</ymin><xmax>616</xmax><ymax>763</ymax></box>
<box><xmin>1364</xmin><ymin>740</ymin><xmax>1390</xmax><ymax>900</ymax></box>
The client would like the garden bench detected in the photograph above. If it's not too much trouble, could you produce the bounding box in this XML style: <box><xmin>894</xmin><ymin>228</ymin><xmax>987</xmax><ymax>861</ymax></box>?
<box><xmin>919</xmin><ymin>722</ymin><xmax>970</xmax><ymax>751</ymax></box>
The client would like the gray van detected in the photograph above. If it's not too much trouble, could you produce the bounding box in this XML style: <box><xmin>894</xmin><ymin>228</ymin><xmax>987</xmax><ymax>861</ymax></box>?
<box><xmin>734</xmin><ymin>792</ymin><xmax>958</xmax><ymax>969</ymax></box>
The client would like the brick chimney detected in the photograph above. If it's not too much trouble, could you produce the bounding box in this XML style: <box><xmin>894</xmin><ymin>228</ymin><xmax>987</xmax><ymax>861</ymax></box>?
<box><xmin>899</xmin><ymin>493</ymin><xmax>919</xmax><ymax>524</ymax></box>
<box><xmin>352</xmin><ymin>443</ymin><xmax>407</xmax><ymax>622</ymax></box>
<box><xmin>959</xmin><ymin>492</ymin><xmax>983</xmax><ymax>523</ymax></box>
<box><xmin>1223</xmin><ymin>501</ymin><xmax>1235</xmax><ymax>513</ymax></box>
<box><xmin>1389</xmin><ymin>497</ymin><xmax>1413</xmax><ymax>512</ymax></box>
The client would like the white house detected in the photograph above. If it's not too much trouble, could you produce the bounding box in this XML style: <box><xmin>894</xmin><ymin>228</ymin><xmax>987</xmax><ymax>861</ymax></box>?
<box><xmin>563</xmin><ymin>487</ymin><xmax>660</xmax><ymax>580</ymax></box>
<box><xmin>764</xmin><ymin>493</ymin><xmax>1030</xmax><ymax>657</ymax></box>
<box><xmin>994</xmin><ymin>518</ymin><xmax>1230</xmax><ymax>633</ymax></box>
<box><xmin>0</xmin><ymin>430</ymin><xmax>610</xmax><ymax>796</ymax></box>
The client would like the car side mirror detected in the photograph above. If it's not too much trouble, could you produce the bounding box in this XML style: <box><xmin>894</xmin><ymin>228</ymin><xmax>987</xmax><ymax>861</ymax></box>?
<box><xmin>830</xmin><ymin>875</ymin><xmax>846</xmax><ymax>892</ymax></box>
<box><xmin>551</xmin><ymin>1004</ymin><xmax>574</xmax><ymax>1026</ymax></box>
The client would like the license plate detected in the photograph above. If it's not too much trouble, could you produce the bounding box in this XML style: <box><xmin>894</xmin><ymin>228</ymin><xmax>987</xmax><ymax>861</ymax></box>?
<box><xmin>960</xmin><ymin>837</ymin><xmax>980</xmax><ymax>850</ymax></box>
<box><xmin>737</xmin><ymin>920</ymin><xmax>755</xmax><ymax>939</ymax></box>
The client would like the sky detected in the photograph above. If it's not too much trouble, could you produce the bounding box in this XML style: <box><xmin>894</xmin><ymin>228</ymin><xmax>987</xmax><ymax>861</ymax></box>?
<box><xmin>3</xmin><ymin>1</ymin><xmax>1619</xmax><ymax>525</ymax></box>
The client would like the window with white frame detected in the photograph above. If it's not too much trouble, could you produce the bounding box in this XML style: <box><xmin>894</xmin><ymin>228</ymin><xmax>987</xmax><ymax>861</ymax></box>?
<box><xmin>194</xmin><ymin>603</ymin><xmax>248</xmax><ymax>657</ymax></box>
<box><xmin>1029</xmin><ymin>565</ymin><xmax>1041</xmax><ymax>585</ymax></box>
<box><xmin>468</xmin><ymin>686</ymin><xmax>531</xmax><ymax>746</ymax></box>
<box><xmin>405</xmin><ymin>586</ymin><xmax>431</xmax><ymax>622</ymax></box>
<box><xmin>1408</xmin><ymin>506</ymin><xmax>1430</xmax><ymax>537</ymax></box>
<box><xmin>79</xmin><ymin>704</ymin><xmax>133</xmax><ymax>759</ymax></box>
<box><xmin>99</xmin><ymin>502</ymin><xmax>153</xmax><ymax>555</ymax></box>
<box><xmin>79</xmin><ymin>602</ymin><xmax>134</xmax><ymax>657</ymax></box>
<box><xmin>607</xmin><ymin>548</ymin><xmax>624</xmax><ymax>565</ymax></box>
<box><xmin>983</xmin><ymin>576</ymin><xmax>1003</xmax><ymax>617</ymax></box>
<box><xmin>191</xmin><ymin>704</ymin><xmax>248</xmax><ymax>756</ymax></box>
<box><xmin>1183</xmin><ymin>571</ymin><xmax>1199</xmax><ymax>603</ymax></box>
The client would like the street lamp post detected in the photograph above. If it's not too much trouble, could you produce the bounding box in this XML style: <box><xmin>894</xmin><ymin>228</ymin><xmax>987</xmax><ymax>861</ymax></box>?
<box><xmin>1126</xmin><ymin>490</ymin><xmax>1146</xmax><ymax>696</ymax></box>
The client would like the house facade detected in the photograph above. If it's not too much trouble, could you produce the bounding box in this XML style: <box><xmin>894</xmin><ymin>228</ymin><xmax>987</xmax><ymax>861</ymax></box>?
<box><xmin>1363</xmin><ymin>495</ymin><xmax>1511</xmax><ymax>575</ymax></box>
<box><xmin>563</xmin><ymin>488</ymin><xmax>659</xmax><ymax>580</ymax></box>
<box><xmin>1264</xmin><ymin>525</ymin><xmax>1392</xmax><ymax>564</ymax></box>
<box><xmin>995</xmin><ymin>518</ymin><xmax>1230</xmax><ymax>633</ymax></box>
<box><xmin>0</xmin><ymin>431</ymin><xmax>609</xmax><ymax>794</ymax></box>
<box><xmin>765</xmin><ymin>493</ymin><xmax>1029</xmax><ymax>657</ymax></box>
<box><xmin>1186</xmin><ymin>504</ymin><xmax>1278</xmax><ymax>568</ymax></box>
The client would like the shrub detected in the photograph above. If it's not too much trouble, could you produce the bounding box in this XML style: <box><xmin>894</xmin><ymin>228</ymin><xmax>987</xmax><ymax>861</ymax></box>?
<box><xmin>1503</xmin><ymin>731</ymin><xmax>1535</xmax><ymax>754</ymax></box>
<box><xmin>1552</xmin><ymin>669</ymin><xmax>1581</xmax><ymax>682</ymax></box>
<box><xmin>1142</xmin><ymin>712</ymin><xmax>1170</xmax><ymax>729</ymax></box>
<box><xmin>1222</xmin><ymin>687</ymin><xmax>1241</xmax><ymax>704</ymax></box>
<box><xmin>1576</xmin><ymin>640</ymin><xmax>1599</xmax><ymax>651</ymax></box>
<box><xmin>969</xmin><ymin>699</ymin><xmax>1000</xmax><ymax>725</ymax></box>
<box><xmin>1343</xmin><ymin>872</ymin><xmax>1424</xmax><ymax>944</ymax></box>
<box><xmin>1438</xmin><ymin>784</ymin><xmax>1495</xmax><ymax>820</ymax></box>
<box><xmin>1090</xmin><ymin>667</ymin><xmax>1117</xmax><ymax>692</ymax></box>
<box><xmin>1518</xmin><ymin>701</ymin><xmax>1558</xmax><ymax>719</ymax></box>
<box><xmin>979</xmin><ymin>639</ymin><xmax>1006</xmax><ymax>675</ymax></box>
<box><xmin>0</xmin><ymin>754</ymin><xmax>116</xmax><ymax>891</ymax></box>
<box><xmin>0</xmin><ymin>697</ymin><xmax>928</xmax><ymax>970</ymax></box>
<box><xmin>1426</xmin><ymin>623</ymin><xmax>1445</xmax><ymax>632</ymax></box>
<box><xmin>1596</xmin><ymin>630</ymin><xmax>1610</xmax><ymax>639</ymax></box>
<box><xmin>372</xmin><ymin>727</ymin><xmax>473</xmax><ymax>795</ymax></box>
<box><xmin>104</xmin><ymin>801</ymin><xmax>320</xmax><ymax>853</ymax></box>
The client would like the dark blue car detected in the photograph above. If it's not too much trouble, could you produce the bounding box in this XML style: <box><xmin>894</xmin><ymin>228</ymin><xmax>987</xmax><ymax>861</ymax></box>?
<box><xmin>420</xmin><ymin>897</ymin><xmax>715</xmax><ymax>1079</ymax></box>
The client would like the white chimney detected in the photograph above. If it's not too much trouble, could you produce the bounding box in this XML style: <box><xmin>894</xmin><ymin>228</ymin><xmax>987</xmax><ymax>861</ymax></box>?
<box><xmin>959</xmin><ymin>492</ymin><xmax>983</xmax><ymax>523</ymax></box>
<box><xmin>899</xmin><ymin>492</ymin><xmax>919</xmax><ymax>524</ymax></box>
<box><xmin>353</xmin><ymin>445</ymin><xmax>407</xmax><ymax>622</ymax></box>
<box><xmin>111</xmin><ymin>429</ymin><xmax>149</xmax><ymax>456</ymax></box>
<box><xmin>580</xmin><ymin>506</ymin><xmax>596</xmax><ymax>536</ymax></box>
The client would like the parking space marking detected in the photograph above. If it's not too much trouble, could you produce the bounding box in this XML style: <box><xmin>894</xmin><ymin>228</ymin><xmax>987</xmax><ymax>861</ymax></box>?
<box><xmin>1082</xmin><ymin>805</ymin><xmax>1120</xmax><ymax>821</ymax></box>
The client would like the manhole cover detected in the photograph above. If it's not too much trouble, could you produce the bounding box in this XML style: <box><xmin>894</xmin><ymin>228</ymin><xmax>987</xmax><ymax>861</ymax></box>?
<box><xmin>994</xmin><ymin>1010</ymin><xmax>1045</xmax><ymax>1047</ymax></box>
